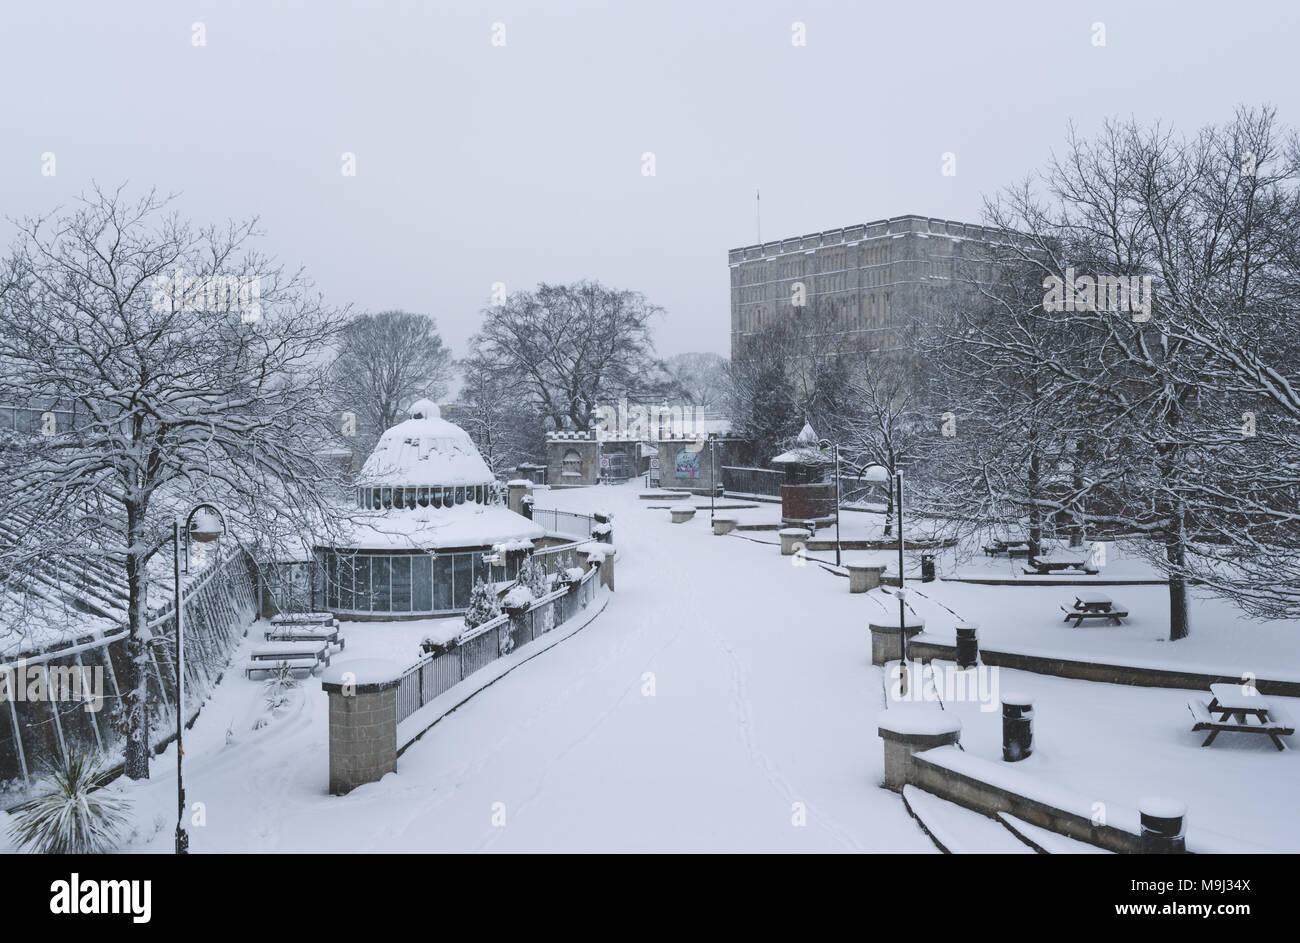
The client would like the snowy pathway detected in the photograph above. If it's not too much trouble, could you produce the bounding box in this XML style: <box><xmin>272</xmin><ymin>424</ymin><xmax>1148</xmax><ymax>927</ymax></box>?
<box><xmin>104</xmin><ymin>482</ymin><xmax>933</xmax><ymax>853</ymax></box>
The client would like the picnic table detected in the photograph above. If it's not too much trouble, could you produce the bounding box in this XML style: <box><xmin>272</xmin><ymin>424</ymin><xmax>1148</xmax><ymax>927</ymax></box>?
<box><xmin>270</xmin><ymin>612</ymin><xmax>338</xmax><ymax>627</ymax></box>
<box><xmin>1059</xmin><ymin>593</ymin><xmax>1128</xmax><ymax>626</ymax></box>
<box><xmin>1025</xmin><ymin>552</ymin><xmax>1099</xmax><ymax>576</ymax></box>
<box><xmin>1187</xmin><ymin>683</ymin><xmax>1295</xmax><ymax>750</ymax></box>
<box><xmin>982</xmin><ymin>539</ymin><xmax>1031</xmax><ymax>558</ymax></box>
<box><xmin>244</xmin><ymin>640</ymin><xmax>331</xmax><ymax>679</ymax></box>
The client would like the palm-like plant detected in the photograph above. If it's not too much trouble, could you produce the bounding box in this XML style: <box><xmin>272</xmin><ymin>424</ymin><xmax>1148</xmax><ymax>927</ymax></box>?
<box><xmin>6</xmin><ymin>749</ymin><xmax>131</xmax><ymax>854</ymax></box>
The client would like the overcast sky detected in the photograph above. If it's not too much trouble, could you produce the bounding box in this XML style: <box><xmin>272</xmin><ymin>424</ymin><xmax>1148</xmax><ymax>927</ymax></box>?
<box><xmin>2</xmin><ymin>0</ymin><xmax>1297</xmax><ymax>362</ymax></box>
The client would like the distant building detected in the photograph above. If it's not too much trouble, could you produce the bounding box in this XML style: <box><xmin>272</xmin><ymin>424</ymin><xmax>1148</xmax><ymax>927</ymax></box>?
<box><xmin>545</xmin><ymin>405</ymin><xmax>734</xmax><ymax>492</ymax></box>
<box><xmin>728</xmin><ymin>214</ymin><xmax>1008</xmax><ymax>362</ymax></box>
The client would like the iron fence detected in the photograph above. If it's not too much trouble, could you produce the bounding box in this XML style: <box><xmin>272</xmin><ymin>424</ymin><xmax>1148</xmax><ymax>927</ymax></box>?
<box><xmin>394</xmin><ymin>565</ymin><xmax>603</xmax><ymax>728</ymax></box>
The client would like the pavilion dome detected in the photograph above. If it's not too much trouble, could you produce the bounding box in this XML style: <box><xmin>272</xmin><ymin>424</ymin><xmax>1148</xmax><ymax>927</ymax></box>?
<box><xmin>357</xmin><ymin>401</ymin><xmax>493</xmax><ymax>488</ymax></box>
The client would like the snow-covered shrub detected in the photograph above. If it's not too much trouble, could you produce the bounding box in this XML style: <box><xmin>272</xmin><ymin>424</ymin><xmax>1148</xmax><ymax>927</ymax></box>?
<box><xmin>502</xmin><ymin>585</ymin><xmax>534</xmax><ymax>609</ymax></box>
<box><xmin>517</xmin><ymin>556</ymin><xmax>549</xmax><ymax>598</ymax></box>
<box><xmin>463</xmin><ymin>578</ymin><xmax>502</xmax><ymax>629</ymax></box>
<box><xmin>6</xmin><ymin>749</ymin><xmax>131</xmax><ymax>854</ymax></box>
<box><xmin>263</xmin><ymin>662</ymin><xmax>299</xmax><ymax>711</ymax></box>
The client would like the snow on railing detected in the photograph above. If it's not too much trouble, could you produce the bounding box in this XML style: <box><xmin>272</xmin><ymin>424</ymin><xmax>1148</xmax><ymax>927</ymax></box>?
<box><xmin>394</xmin><ymin>565</ymin><xmax>603</xmax><ymax>728</ymax></box>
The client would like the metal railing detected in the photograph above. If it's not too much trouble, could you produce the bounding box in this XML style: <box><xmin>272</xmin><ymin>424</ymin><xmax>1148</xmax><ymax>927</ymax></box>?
<box><xmin>394</xmin><ymin>565</ymin><xmax>603</xmax><ymax>728</ymax></box>
<box><xmin>0</xmin><ymin>546</ymin><xmax>258</xmax><ymax>794</ymax></box>
<box><xmin>529</xmin><ymin>507</ymin><xmax>596</xmax><ymax>540</ymax></box>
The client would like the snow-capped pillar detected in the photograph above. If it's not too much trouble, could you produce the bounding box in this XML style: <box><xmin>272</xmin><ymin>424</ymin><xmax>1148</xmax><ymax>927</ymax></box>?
<box><xmin>868</xmin><ymin>619</ymin><xmax>924</xmax><ymax>666</ymax></box>
<box><xmin>321</xmin><ymin>660</ymin><xmax>401</xmax><ymax>796</ymax></box>
<box><xmin>502</xmin><ymin>597</ymin><xmax>531</xmax><ymax>650</ymax></box>
<box><xmin>507</xmin><ymin>480</ymin><xmax>532</xmax><ymax>515</ymax></box>
<box><xmin>847</xmin><ymin>563</ymin><xmax>886</xmax><ymax>593</ymax></box>
<box><xmin>877</xmin><ymin>711</ymin><xmax>961</xmax><ymax>791</ymax></box>
<box><xmin>712</xmin><ymin>517</ymin><xmax>736</xmax><ymax>536</ymax></box>
<box><xmin>592</xmin><ymin>511</ymin><xmax>613</xmax><ymax>544</ymax></box>
<box><xmin>580</xmin><ymin>543</ymin><xmax>615</xmax><ymax>591</ymax></box>
<box><xmin>779</xmin><ymin>527</ymin><xmax>809</xmax><ymax>556</ymax></box>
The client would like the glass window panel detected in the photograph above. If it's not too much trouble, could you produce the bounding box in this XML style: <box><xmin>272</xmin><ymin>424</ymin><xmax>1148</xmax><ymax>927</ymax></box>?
<box><xmin>413</xmin><ymin>555</ymin><xmax>432</xmax><ymax>611</ymax></box>
<box><xmin>434</xmin><ymin>555</ymin><xmax>453</xmax><ymax>611</ymax></box>
<box><xmin>391</xmin><ymin>556</ymin><xmax>411</xmax><ymax>612</ymax></box>
<box><xmin>453</xmin><ymin>553</ymin><xmax>472</xmax><ymax>609</ymax></box>
<box><xmin>354</xmin><ymin>556</ymin><xmax>371</xmax><ymax>611</ymax></box>
<box><xmin>433</xmin><ymin>487</ymin><xmax>443</xmax><ymax>509</ymax></box>
<box><xmin>455</xmin><ymin>487</ymin><xmax>465</xmax><ymax>505</ymax></box>
<box><xmin>339</xmin><ymin>554</ymin><xmax>356</xmax><ymax>611</ymax></box>
<box><xmin>326</xmin><ymin>553</ymin><xmax>338</xmax><ymax>610</ymax></box>
<box><xmin>418</xmin><ymin>488</ymin><xmax>429</xmax><ymax>508</ymax></box>
<box><xmin>372</xmin><ymin>557</ymin><xmax>391</xmax><ymax>611</ymax></box>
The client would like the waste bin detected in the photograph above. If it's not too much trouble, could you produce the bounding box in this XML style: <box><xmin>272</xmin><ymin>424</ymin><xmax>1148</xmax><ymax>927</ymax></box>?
<box><xmin>955</xmin><ymin>623</ymin><xmax>979</xmax><ymax>669</ymax></box>
<box><xmin>921</xmin><ymin>553</ymin><xmax>936</xmax><ymax>582</ymax></box>
<box><xmin>1002</xmin><ymin>695</ymin><xmax>1033</xmax><ymax>761</ymax></box>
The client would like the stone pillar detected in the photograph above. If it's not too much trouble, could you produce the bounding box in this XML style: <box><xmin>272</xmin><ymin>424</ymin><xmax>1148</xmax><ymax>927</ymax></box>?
<box><xmin>592</xmin><ymin>512</ymin><xmax>613</xmax><ymax>544</ymax></box>
<box><xmin>670</xmin><ymin>508</ymin><xmax>696</xmax><ymax>523</ymax></box>
<box><xmin>877</xmin><ymin>712</ymin><xmax>962</xmax><ymax>791</ymax></box>
<box><xmin>599</xmin><ymin>554</ymin><xmax>615</xmax><ymax>591</ymax></box>
<box><xmin>322</xmin><ymin>664</ymin><xmax>401</xmax><ymax>795</ymax></box>
<box><xmin>712</xmin><ymin>517</ymin><xmax>736</xmax><ymax>536</ymax></box>
<box><xmin>847</xmin><ymin>563</ymin><xmax>886</xmax><ymax>593</ymax></box>
<box><xmin>779</xmin><ymin>527</ymin><xmax>809</xmax><ymax>556</ymax></box>
<box><xmin>503</xmin><ymin>600</ymin><xmax>530</xmax><ymax>650</ymax></box>
<box><xmin>868</xmin><ymin>620</ymin><xmax>925</xmax><ymax>665</ymax></box>
<box><xmin>508</xmin><ymin>480</ymin><xmax>531</xmax><ymax>515</ymax></box>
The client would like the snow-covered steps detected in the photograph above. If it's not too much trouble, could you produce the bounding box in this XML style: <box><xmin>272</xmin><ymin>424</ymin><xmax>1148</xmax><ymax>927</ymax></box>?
<box><xmin>902</xmin><ymin>786</ymin><xmax>1037</xmax><ymax>854</ymax></box>
<box><xmin>998</xmin><ymin>813</ymin><xmax>1112</xmax><ymax>854</ymax></box>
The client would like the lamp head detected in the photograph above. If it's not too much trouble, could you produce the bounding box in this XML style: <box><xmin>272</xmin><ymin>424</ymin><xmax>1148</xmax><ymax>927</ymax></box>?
<box><xmin>188</xmin><ymin>504</ymin><xmax>226</xmax><ymax>543</ymax></box>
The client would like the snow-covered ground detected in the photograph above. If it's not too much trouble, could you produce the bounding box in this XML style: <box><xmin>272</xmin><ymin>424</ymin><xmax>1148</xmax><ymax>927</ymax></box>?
<box><xmin>6</xmin><ymin>480</ymin><xmax>1294</xmax><ymax>853</ymax></box>
<box><xmin>8</xmin><ymin>482</ymin><xmax>935</xmax><ymax>853</ymax></box>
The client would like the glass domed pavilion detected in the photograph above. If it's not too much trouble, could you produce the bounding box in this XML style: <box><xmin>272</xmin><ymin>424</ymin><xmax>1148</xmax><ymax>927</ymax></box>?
<box><xmin>315</xmin><ymin>399</ymin><xmax>544</xmax><ymax>618</ymax></box>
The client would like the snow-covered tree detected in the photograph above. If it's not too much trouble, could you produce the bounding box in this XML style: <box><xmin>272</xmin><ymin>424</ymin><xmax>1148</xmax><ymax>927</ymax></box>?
<box><xmin>331</xmin><ymin>310</ymin><xmax>453</xmax><ymax>452</ymax></box>
<box><xmin>468</xmin><ymin>280</ymin><xmax>671</xmax><ymax>432</ymax></box>
<box><xmin>455</xmin><ymin>350</ymin><xmax>544</xmax><ymax>476</ymax></box>
<box><xmin>0</xmin><ymin>185</ymin><xmax>348</xmax><ymax>777</ymax></box>
<box><xmin>463</xmin><ymin>577</ymin><xmax>502</xmax><ymax>629</ymax></box>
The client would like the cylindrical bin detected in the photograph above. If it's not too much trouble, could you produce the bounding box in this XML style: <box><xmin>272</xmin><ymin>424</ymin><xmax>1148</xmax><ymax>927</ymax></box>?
<box><xmin>1139</xmin><ymin>798</ymin><xmax>1187</xmax><ymax>854</ymax></box>
<box><xmin>1002</xmin><ymin>694</ymin><xmax>1033</xmax><ymax>762</ymax></box>
<box><xmin>955</xmin><ymin>623</ymin><xmax>979</xmax><ymax>669</ymax></box>
<box><xmin>921</xmin><ymin>553</ymin><xmax>936</xmax><ymax>582</ymax></box>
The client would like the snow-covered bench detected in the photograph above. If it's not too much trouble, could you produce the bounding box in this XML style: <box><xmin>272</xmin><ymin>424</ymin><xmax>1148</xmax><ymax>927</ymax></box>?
<box><xmin>1187</xmin><ymin>697</ymin><xmax>1294</xmax><ymax>751</ymax></box>
<box><xmin>245</xmin><ymin>640</ymin><xmax>330</xmax><ymax>679</ymax></box>
<box><xmin>265</xmin><ymin>623</ymin><xmax>345</xmax><ymax>650</ymax></box>
<box><xmin>270</xmin><ymin>612</ymin><xmax>338</xmax><ymax>627</ymax></box>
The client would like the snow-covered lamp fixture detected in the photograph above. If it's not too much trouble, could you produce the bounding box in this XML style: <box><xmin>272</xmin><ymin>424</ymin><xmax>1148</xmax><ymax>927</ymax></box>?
<box><xmin>860</xmin><ymin>463</ymin><xmax>892</xmax><ymax>483</ymax></box>
<box><xmin>187</xmin><ymin>504</ymin><xmax>226</xmax><ymax>543</ymax></box>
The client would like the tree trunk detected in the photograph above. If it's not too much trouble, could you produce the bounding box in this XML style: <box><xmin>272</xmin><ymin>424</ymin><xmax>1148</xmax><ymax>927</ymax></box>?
<box><xmin>122</xmin><ymin>510</ymin><xmax>152</xmax><ymax>779</ymax></box>
<box><xmin>1027</xmin><ymin>448</ymin><xmax>1042</xmax><ymax>557</ymax></box>
<box><xmin>1166</xmin><ymin>501</ymin><xmax>1190</xmax><ymax>641</ymax></box>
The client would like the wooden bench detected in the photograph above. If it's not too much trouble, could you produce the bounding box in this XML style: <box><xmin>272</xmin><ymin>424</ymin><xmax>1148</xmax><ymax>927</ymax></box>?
<box><xmin>983</xmin><ymin>541</ymin><xmax>1031</xmax><ymax>558</ymax></box>
<box><xmin>1188</xmin><ymin>698</ymin><xmax>1295</xmax><ymax>751</ymax></box>
<box><xmin>265</xmin><ymin>625</ymin><xmax>344</xmax><ymax>650</ymax></box>
<box><xmin>270</xmin><ymin>612</ymin><xmax>338</xmax><ymax>628</ymax></box>
<box><xmin>245</xmin><ymin>641</ymin><xmax>330</xmax><ymax>678</ymax></box>
<box><xmin>1060</xmin><ymin>602</ymin><xmax>1127</xmax><ymax>627</ymax></box>
<box><xmin>1026</xmin><ymin>554</ymin><xmax>1099</xmax><ymax>576</ymax></box>
<box><xmin>245</xmin><ymin>657</ymin><xmax>321</xmax><ymax>679</ymax></box>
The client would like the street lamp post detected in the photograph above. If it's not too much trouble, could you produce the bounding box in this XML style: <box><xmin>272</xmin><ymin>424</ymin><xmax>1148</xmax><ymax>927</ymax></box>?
<box><xmin>819</xmin><ymin>439</ymin><xmax>842</xmax><ymax>567</ymax></box>
<box><xmin>709</xmin><ymin>433</ymin><xmax>718</xmax><ymax>524</ymax></box>
<box><xmin>174</xmin><ymin>503</ymin><xmax>226</xmax><ymax>855</ymax></box>
<box><xmin>862</xmin><ymin>464</ymin><xmax>907</xmax><ymax>674</ymax></box>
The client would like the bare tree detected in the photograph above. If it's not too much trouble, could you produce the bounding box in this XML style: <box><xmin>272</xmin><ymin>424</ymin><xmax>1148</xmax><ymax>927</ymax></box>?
<box><xmin>664</xmin><ymin>352</ymin><xmax>730</xmax><ymax>411</ymax></box>
<box><xmin>331</xmin><ymin>310</ymin><xmax>453</xmax><ymax>451</ymax></box>
<box><xmin>455</xmin><ymin>350</ymin><xmax>544</xmax><ymax>477</ymax></box>
<box><xmin>470</xmin><ymin>281</ymin><xmax>669</xmax><ymax>431</ymax></box>
<box><xmin>0</xmin><ymin>185</ymin><xmax>348</xmax><ymax>778</ymax></box>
